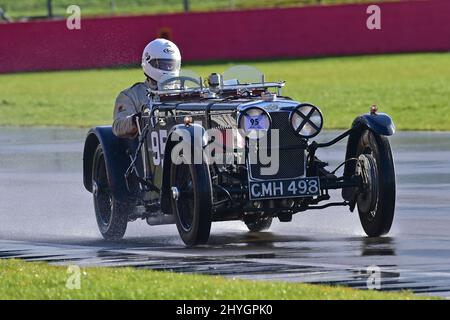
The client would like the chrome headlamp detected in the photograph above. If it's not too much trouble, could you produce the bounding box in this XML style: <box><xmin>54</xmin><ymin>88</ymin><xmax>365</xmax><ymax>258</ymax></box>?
<box><xmin>238</xmin><ymin>107</ymin><xmax>271</xmax><ymax>139</ymax></box>
<box><xmin>289</xmin><ymin>103</ymin><xmax>323</xmax><ymax>138</ymax></box>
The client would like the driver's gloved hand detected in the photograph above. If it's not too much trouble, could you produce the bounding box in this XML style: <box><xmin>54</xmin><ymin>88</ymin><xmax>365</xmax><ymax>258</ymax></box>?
<box><xmin>141</xmin><ymin>102</ymin><xmax>152</xmax><ymax>115</ymax></box>
<box><xmin>131</xmin><ymin>112</ymin><xmax>142</xmax><ymax>123</ymax></box>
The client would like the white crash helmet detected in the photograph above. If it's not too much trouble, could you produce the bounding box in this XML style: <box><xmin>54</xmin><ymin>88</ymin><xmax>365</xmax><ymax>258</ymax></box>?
<box><xmin>141</xmin><ymin>38</ymin><xmax>181</xmax><ymax>82</ymax></box>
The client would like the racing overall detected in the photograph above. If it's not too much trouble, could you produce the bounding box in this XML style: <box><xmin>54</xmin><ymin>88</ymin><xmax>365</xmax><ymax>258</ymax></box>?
<box><xmin>112</xmin><ymin>79</ymin><xmax>156</xmax><ymax>138</ymax></box>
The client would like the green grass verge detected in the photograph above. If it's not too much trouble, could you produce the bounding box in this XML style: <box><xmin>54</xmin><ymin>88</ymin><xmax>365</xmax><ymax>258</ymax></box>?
<box><xmin>0</xmin><ymin>53</ymin><xmax>449</xmax><ymax>130</ymax></box>
<box><xmin>0</xmin><ymin>259</ymin><xmax>428</xmax><ymax>299</ymax></box>
<box><xmin>1</xmin><ymin>0</ymin><xmax>395</xmax><ymax>19</ymax></box>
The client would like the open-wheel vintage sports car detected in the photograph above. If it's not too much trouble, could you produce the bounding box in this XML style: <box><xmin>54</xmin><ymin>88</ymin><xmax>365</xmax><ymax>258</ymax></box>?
<box><xmin>83</xmin><ymin>66</ymin><xmax>396</xmax><ymax>246</ymax></box>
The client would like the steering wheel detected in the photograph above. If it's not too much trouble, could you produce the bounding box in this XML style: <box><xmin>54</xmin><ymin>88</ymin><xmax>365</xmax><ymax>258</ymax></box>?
<box><xmin>158</xmin><ymin>76</ymin><xmax>201</xmax><ymax>90</ymax></box>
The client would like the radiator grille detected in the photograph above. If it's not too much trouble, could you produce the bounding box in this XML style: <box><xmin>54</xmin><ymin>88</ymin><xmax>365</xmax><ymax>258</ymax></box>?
<box><xmin>248</xmin><ymin>112</ymin><xmax>306</xmax><ymax>180</ymax></box>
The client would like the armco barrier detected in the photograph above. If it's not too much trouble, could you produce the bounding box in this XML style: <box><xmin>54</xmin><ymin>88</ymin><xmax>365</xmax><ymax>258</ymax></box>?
<box><xmin>0</xmin><ymin>0</ymin><xmax>449</xmax><ymax>73</ymax></box>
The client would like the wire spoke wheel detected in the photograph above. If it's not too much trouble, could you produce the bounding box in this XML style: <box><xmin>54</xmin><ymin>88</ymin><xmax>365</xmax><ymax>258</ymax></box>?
<box><xmin>92</xmin><ymin>145</ymin><xmax>130</xmax><ymax>240</ymax></box>
<box><xmin>93</xmin><ymin>154</ymin><xmax>113</xmax><ymax>226</ymax></box>
<box><xmin>170</xmin><ymin>153</ymin><xmax>212</xmax><ymax>246</ymax></box>
<box><xmin>173</xmin><ymin>163</ymin><xmax>195</xmax><ymax>231</ymax></box>
<box><xmin>355</xmin><ymin>130</ymin><xmax>396</xmax><ymax>237</ymax></box>
<box><xmin>356</xmin><ymin>154</ymin><xmax>378</xmax><ymax>220</ymax></box>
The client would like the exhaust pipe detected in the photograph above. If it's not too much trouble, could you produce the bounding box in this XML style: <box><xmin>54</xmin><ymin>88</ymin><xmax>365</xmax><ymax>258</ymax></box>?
<box><xmin>146</xmin><ymin>214</ymin><xmax>175</xmax><ymax>226</ymax></box>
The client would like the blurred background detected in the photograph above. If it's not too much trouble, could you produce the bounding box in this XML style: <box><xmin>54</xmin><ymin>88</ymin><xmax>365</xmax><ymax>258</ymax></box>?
<box><xmin>0</xmin><ymin>0</ymin><xmax>448</xmax><ymax>130</ymax></box>
<box><xmin>0</xmin><ymin>0</ymin><xmax>396</xmax><ymax>21</ymax></box>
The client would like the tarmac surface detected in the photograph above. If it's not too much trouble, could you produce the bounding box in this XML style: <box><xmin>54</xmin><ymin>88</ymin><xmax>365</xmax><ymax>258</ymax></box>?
<box><xmin>1</xmin><ymin>127</ymin><xmax>449</xmax><ymax>297</ymax></box>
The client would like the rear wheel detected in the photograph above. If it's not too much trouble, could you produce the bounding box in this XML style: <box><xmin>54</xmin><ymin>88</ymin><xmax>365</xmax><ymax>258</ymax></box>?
<box><xmin>245</xmin><ymin>217</ymin><xmax>273</xmax><ymax>232</ymax></box>
<box><xmin>355</xmin><ymin>130</ymin><xmax>396</xmax><ymax>237</ymax></box>
<box><xmin>170</xmin><ymin>157</ymin><xmax>212</xmax><ymax>246</ymax></box>
<box><xmin>92</xmin><ymin>144</ymin><xmax>130</xmax><ymax>240</ymax></box>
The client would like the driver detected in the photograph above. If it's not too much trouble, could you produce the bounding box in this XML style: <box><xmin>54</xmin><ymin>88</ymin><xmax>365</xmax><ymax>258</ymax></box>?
<box><xmin>112</xmin><ymin>38</ymin><xmax>181</xmax><ymax>138</ymax></box>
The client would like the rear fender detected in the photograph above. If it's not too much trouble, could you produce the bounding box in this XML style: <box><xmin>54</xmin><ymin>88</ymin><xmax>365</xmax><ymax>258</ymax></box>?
<box><xmin>83</xmin><ymin>126</ymin><xmax>138</xmax><ymax>203</ymax></box>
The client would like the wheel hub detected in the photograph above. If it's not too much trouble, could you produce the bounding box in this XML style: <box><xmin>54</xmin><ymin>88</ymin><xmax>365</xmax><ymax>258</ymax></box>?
<box><xmin>92</xmin><ymin>181</ymin><xmax>98</xmax><ymax>196</ymax></box>
<box><xmin>356</xmin><ymin>154</ymin><xmax>378</xmax><ymax>217</ymax></box>
<box><xmin>171</xmin><ymin>186</ymin><xmax>180</xmax><ymax>201</ymax></box>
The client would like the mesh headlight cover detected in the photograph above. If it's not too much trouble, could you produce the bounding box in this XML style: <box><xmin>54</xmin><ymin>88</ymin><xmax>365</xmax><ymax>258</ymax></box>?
<box><xmin>290</xmin><ymin>104</ymin><xmax>323</xmax><ymax>138</ymax></box>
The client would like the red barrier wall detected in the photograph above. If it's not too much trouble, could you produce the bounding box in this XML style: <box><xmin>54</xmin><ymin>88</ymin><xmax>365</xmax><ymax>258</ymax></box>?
<box><xmin>0</xmin><ymin>0</ymin><xmax>449</xmax><ymax>73</ymax></box>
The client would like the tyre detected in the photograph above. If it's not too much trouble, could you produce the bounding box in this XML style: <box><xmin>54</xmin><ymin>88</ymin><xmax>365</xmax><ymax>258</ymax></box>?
<box><xmin>245</xmin><ymin>217</ymin><xmax>273</xmax><ymax>232</ymax></box>
<box><xmin>92</xmin><ymin>144</ymin><xmax>130</xmax><ymax>240</ymax></box>
<box><xmin>170</xmin><ymin>156</ymin><xmax>213</xmax><ymax>246</ymax></box>
<box><xmin>355</xmin><ymin>130</ymin><xmax>396</xmax><ymax>237</ymax></box>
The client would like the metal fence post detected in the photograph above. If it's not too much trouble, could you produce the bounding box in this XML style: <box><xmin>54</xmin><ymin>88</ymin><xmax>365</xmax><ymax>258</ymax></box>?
<box><xmin>47</xmin><ymin>0</ymin><xmax>53</xmax><ymax>18</ymax></box>
<box><xmin>183</xmin><ymin>0</ymin><xmax>190</xmax><ymax>12</ymax></box>
<box><xmin>110</xmin><ymin>0</ymin><xmax>116</xmax><ymax>13</ymax></box>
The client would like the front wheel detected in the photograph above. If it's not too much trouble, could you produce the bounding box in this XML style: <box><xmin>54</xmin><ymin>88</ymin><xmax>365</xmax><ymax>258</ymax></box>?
<box><xmin>170</xmin><ymin>158</ymin><xmax>213</xmax><ymax>246</ymax></box>
<box><xmin>355</xmin><ymin>130</ymin><xmax>396</xmax><ymax>237</ymax></box>
<box><xmin>92</xmin><ymin>144</ymin><xmax>130</xmax><ymax>240</ymax></box>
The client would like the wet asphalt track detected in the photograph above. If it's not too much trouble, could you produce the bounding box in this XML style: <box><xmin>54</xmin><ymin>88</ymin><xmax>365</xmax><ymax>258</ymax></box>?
<box><xmin>1</xmin><ymin>127</ymin><xmax>450</xmax><ymax>298</ymax></box>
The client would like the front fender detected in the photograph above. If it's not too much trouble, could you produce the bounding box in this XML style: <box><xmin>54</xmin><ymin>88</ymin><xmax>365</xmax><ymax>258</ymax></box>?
<box><xmin>352</xmin><ymin>112</ymin><xmax>395</xmax><ymax>136</ymax></box>
<box><xmin>83</xmin><ymin>126</ymin><xmax>138</xmax><ymax>203</ymax></box>
<box><xmin>342</xmin><ymin>112</ymin><xmax>395</xmax><ymax>205</ymax></box>
<box><xmin>160</xmin><ymin>123</ymin><xmax>207</xmax><ymax>213</ymax></box>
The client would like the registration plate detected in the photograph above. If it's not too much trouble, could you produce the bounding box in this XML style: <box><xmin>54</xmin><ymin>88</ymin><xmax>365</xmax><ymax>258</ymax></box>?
<box><xmin>248</xmin><ymin>177</ymin><xmax>320</xmax><ymax>200</ymax></box>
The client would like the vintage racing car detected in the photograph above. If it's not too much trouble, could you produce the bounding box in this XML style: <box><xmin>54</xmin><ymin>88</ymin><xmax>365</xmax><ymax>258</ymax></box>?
<box><xmin>83</xmin><ymin>66</ymin><xmax>396</xmax><ymax>245</ymax></box>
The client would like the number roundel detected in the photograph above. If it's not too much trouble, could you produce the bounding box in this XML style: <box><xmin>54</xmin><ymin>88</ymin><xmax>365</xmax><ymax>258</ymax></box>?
<box><xmin>238</xmin><ymin>107</ymin><xmax>272</xmax><ymax>140</ymax></box>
